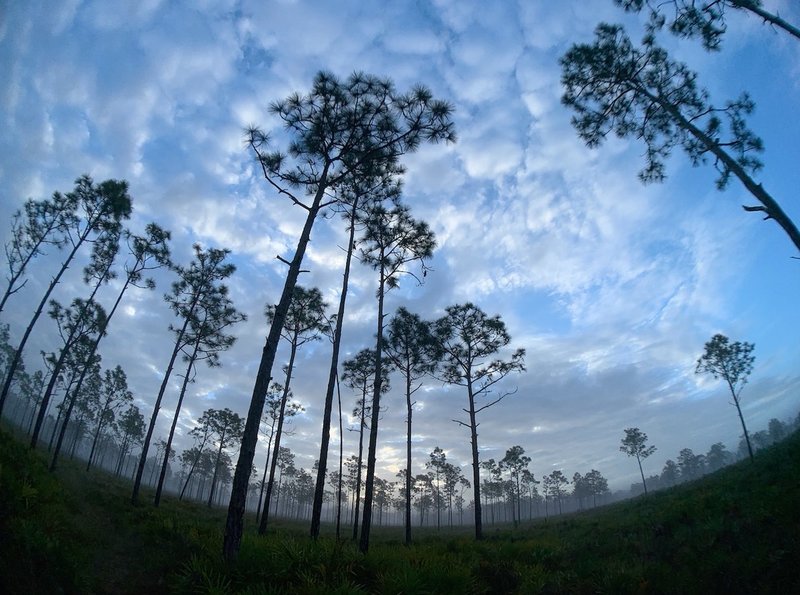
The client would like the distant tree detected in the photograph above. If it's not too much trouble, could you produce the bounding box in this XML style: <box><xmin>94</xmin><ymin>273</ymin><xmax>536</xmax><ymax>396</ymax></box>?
<box><xmin>584</xmin><ymin>469</ymin><xmax>609</xmax><ymax>507</ymax></box>
<box><xmin>768</xmin><ymin>418</ymin><xmax>787</xmax><ymax>444</ymax></box>
<box><xmin>620</xmin><ymin>427</ymin><xmax>657</xmax><ymax>495</ymax></box>
<box><xmin>705</xmin><ymin>442</ymin><xmax>732</xmax><ymax>472</ymax></box>
<box><xmin>373</xmin><ymin>477</ymin><xmax>394</xmax><ymax>526</ymax></box>
<box><xmin>543</xmin><ymin>470</ymin><xmax>569</xmax><ymax>515</ymax></box>
<box><xmin>310</xmin><ymin>169</ymin><xmax>401</xmax><ymax>539</ymax></box>
<box><xmin>435</xmin><ymin>303</ymin><xmax>525</xmax><ymax>540</ymax></box>
<box><xmin>480</xmin><ymin>458</ymin><xmax>503</xmax><ymax>524</ymax></box>
<box><xmin>613</xmin><ymin>0</ymin><xmax>800</xmax><ymax>50</ymax></box>
<box><xmin>425</xmin><ymin>447</ymin><xmax>449</xmax><ymax>530</ymax></box>
<box><xmin>342</xmin><ymin>348</ymin><xmax>389</xmax><ymax>541</ymax></box>
<box><xmin>384</xmin><ymin>307</ymin><xmax>441</xmax><ymax>544</ymax></box>
<box><xmin>520</xmin><ymin>469</ymin><xmax>539</xmax><ymax>518</ymax></box>
<box><xmin>114</xmin><ymin>405</ymin><xmax>145</xmax><ymax>477</ymax></box>
<box><xmin>256</xmin><ymin>383</ymin><xmax>303</xmax><ymax>523</ymax></box>
<box><xmin>52</xmin><ymin>223</ymin><xmax>171</xmax><ymax>464</ymax></box>
<box><xmin>259</xmin><ymin>286</ymin><xmax>326</xmax><ymax>533</ymax></box>
<box><xmin>204</xmin><ymin>408</ymin><xmax>244</xmax><ymax>508</ymax></box>
<box><xmin>132</xmin><ymin>245</ymin><xmax>236</xmax><ymax>504</ymax></box>
<box><xmin>358</xmin><ymin>203</ymin><xmax>435</xmax><ymax>553</ymax></box>
<box><xmin>0</xmin><ymin>176</ymin><xmax>132</xmax><ymax>416</ymax></box>
<box><xmin>696</xmin><ymin>333</ymin><xmax>756</xmax><ymax>461</ymax></box>
<box><xmin>227</xmin><ymin>71</ymin><xmax>455</xmax><ymax>560</ymax></box>
<box><xmin>661</xmin><ymin>459</ymin><xmax>680</xmax><ymax>486</ymax></box>
<box><xmin>677</xmin><ymin>448</ymin><xmax>704</xmax><ymax>480</ymax></box>
<box><xmin>154</xmin><ymin>272</ymin><xmax>245</xmax><ymax>506</ymax></box>
<box><xmin>86</xmin><ymin>365</ymin><xmax>133</xmax><ymax>471</ymax></box>
<box><xmin>1</xmin><ymin>191</ymin><xmax>74</xmax><ymax>313</ymax></box>
<box><xmin>500</xmin><ymin>445</ymin><xmax>531</xmax><ymax>526</ymax></box>
<box><xmin>179</xmin><ymin>414</ymin><xmax>216</xmax><ymax>501</ymax></box>
<box><xmin>33</xmin><ymin>219</ymin><xmax>121</xmax><ymax>450</ymax></box>
<box><xmin>40</xmin><ymin>301</ymin><xmax>107</xmax><ymax>468</ymax></box>
<box><xmin>560</xmin><ymin>24</ymin><xmax>800</xmax><ymax>254</ymax></box>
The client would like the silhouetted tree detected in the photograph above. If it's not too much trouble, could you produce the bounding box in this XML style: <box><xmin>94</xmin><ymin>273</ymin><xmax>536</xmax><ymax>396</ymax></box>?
<box><xmin>614</xmin><ymin>0</ymin><xmax>800</xmax><ymax>49</ymax></box>
<box><xmin>132</xmin><ymin>245</ymin><xmax>235</xmax><ymax>504</ymax></box>
<box><xmin>584</xmin><ymin>469</ymin><xmax>609</xmax><ymax>507</ymax></box>
<box><xmin>0</xmin><ymin>176</ymin><xmax>132</xmax><ymax>416</ymax></box>
<box><xmin>677</xmin><ymin>447</ymin><xmax>705</xmax><ymax>480</ymax></box>
<box><xmin>661</xmin><ymin>459</ymin><xmax>680</xmax><ymax>486</ymax></box>
<box><xmin>706</xmin><ymin>442</ymin><xmax>732</xmax><ymax>472</ymax></box>
<box><xmin>86</xmin><ymin>365</ymin><xmax>132</xmax><ymax>471</ymax></box>
<box><xmin>155</xmin><ymin>272</ymin><xmax>245</xmax><ymax>506</ymax></box>
<box><xmin>696</xmin><ymin>333</ymin><xmax>756</xmax><ymax>461</ymax></box>
<box><xmin>500</xmin><ymin>445</ymin><xmax>531</xmax><ymax>526</ymax></box>
<box><xmin>256</xmin><ymin>383</ymin><xmax>303</xmax><ymax>523</ymax></box>
<box><xmin>435</xmin><ymin>303</ymin><xmax>525</xmax><ymax>540</ymax></box>
<box><xmin>341</xmin><ymin>348</ymin><xmax>389</xmax><ymax>541</ymax></box>
<box><xmin>543</xmin><ymin>470</ymin><xmax>569</xmax><ymax>514</ymax></box>
<box><xmin>620</xmin><ymin>427</ymin><xmax>657</xmax><ymax>494</ymax></box>
<box><xmin>32</xmin><ymin>221</ymin><xmax>121</xmax><ymax>449</ymax></box>
<box><xmin>114</xmin><ymin>405</ymin><xmax>145</xmax><ymax>477</ymax></box>
<box><xmin>310</xmin><ymin>169</ymin><xmax>401</xmax><ymax>538</ymax></box>
<box><xmin>560</xmin><ymin>24</ymin><xmax>800</xmax><ymax>253</ymax></box>
<box><xmin>205</xmin><ymin>408</ymin><xmax>244</xmax><ymax>508</ymax></box>
<box><xmin>384</xmin><ymin>307</ymin><xmax>440</xmax><ymax>544</ymax></box>
<box><xmin>2</xmin><ymin>191</ymin><xmax>74</xmax><ymax>313</ymax></box>
<box><xmin>258</xmin><ymin>286</ymin><xmax>326</xmax><ymax>533</ymax></box>
<box><xmin>227</xmin><ymin>71</ymin><xmax>455</xmax><ymax>560</ymax></box>
<box><xmin>358</xmin><ymin>204</ymin><xmax>434</xmax><ymax>553</ymax></box>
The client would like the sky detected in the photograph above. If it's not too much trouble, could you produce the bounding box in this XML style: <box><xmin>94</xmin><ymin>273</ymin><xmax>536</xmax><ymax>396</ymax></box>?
<box><xmin>1</xmin><ymin>0</ymin><xmax>798</xmax><ymax>495</ymax></box>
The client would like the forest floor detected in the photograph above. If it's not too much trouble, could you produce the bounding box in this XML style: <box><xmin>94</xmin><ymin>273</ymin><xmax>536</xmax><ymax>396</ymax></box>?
<box><xmin>1</xmin><ymin>426</ymin><xmax>799</xmax><ymax>594</ymax></box>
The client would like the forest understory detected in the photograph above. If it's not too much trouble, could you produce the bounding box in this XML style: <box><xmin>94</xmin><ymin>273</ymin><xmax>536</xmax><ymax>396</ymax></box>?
<box><xmin>1</xmin><ymin>424</ymin><xmax>798</xmax><ymax>594</ymax></box>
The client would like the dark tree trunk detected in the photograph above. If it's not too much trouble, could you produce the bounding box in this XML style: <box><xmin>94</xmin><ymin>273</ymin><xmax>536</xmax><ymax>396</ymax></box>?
<box><xmin>224</xmin><ymin>177</ymin><xmax>328</xmax><ymax>561</ymax></box>
<box><xmin>310</xmin><ymin>200</ymin><xmax>357</xmax><ymax>539</ymax></box>
<box><xmin>132</xmin><ymin>315</ymin><xmax>192</xmax><ymax>504</ymax></box>
<box><xmin>258</xmin><ymin>341</ymin><xmax>298</xmax><ymax>534</ymax></box>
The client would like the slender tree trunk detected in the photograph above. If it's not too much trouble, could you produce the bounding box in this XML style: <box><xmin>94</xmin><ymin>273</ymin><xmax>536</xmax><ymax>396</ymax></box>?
<box><xmin>311</xmin><ymin>199</ymin><xmax>357</xmax><ymax>538</ymax></box>
<box><xmin>225</xmin><ymin>176</ymin><xmax>328</xmax><ymax>561</ymax></box>
<box><xmin>132</xmin><ymin>315</ymin><xmax>192</xmax><ymax>504</ymax></box>
<box><xmin>50</xmin><ymin>387</ymin><xmax>80</xmax><ymax>471</ymax></box>
<box><xmin>637</xmin><ymin>455</ymin><xmax>648</xmax><ymax>495</ymax></box>
<box><xmin>86</xmin><ymin>403</ymin><xmax>111</xmax><ymax>471</ymax></box>
<box><xmin>155</xmin><ymin>344</ymin><xmax>199</xmax><ymax>506</ymax></box>
<box><xmin>336</xmin><ymin>369</ymin><xmax>344</xmax><ymax>541</ymax></box>
<box><xmin>351</xmin><ymin>386</ymin><xmax>367</xmax><ymax>541</ymax></box>
<box><xmin>208</xmin><ymin>434</ymin><xmax>227</xmax><ymax>508</ymax></box>
<box><xmin>256</xmin><ymin>421</ymin><xmax>277</xmax><ymax>523</ymax></box>
<box><xmin>731</xmin><ymin>387</ymin><xmax>755</xmax><ymax>462</ymax></box>
<box><xmin>405</xmin><ymin>370</ymin><xmax>413</xmax><ymax>546</ymax></box>
<box><xmin>258</xmin><ymin>341</ymin><xmax>298</xmax><ymax>533</ymax></box>
<box><xmin>358</xmin><ymin>268</ymin><xmax>387</xmax><ymax>554</ymax></box>
<box><xmin>0</xmin><ymin>239</ymin><xmax>86</xmax><ymax>417</ymax></box>
<box><xmin>468</xmin><ymin>378</ymin><xmax>483</xmax><ymax>540</ymax></box>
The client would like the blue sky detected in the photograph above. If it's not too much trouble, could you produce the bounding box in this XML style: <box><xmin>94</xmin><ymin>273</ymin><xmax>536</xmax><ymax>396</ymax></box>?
<box><xmin>1</xmin><ymin>0</ymin><xmax>798</xmax><ymax>493</ymax></box>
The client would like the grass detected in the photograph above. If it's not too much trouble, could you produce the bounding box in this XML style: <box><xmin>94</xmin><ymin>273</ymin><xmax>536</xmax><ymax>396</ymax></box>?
<box><xmin>1</xmin><ymin>427</ymin><xmax>799</xmax><ymax>594</ymax></box>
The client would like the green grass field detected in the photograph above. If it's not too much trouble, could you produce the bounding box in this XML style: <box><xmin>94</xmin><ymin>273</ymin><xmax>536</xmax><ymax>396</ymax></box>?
<box><xmin>1</xmin><ymin>427</ymin><xmax>798</xmax><ymax>594</ymax></box>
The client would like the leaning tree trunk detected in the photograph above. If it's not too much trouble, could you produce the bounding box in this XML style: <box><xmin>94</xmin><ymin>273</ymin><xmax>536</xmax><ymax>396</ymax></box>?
<box><xmin>258</xmin><ymin>340</ymin><xmax>299</xmax><ymax>533</ymax></box>
<box><xmin>224</xmin><ymin>173</ymin><xmax>328</xmax><ymax>561</ymax></box>
<box><xmin>132</xmin><ymin>315</ymin><xmax>192</xmax><ymax>504</ymax></box>
<box><xmin>208</xmin><ymin>432</ymin><xmax>227</xmax><ymax>508</ymax></box>
<box><xmin>0</xmin><ymin>238</ymin><xmax>86</xmax><ymax>417</ymax></box>
<box><xmin>351</xmin><ymin>387</ymin><xmax>368</xmax><ymax>541</ymax></box>
<box><xmin>404</xmin><ymin>367</ymin><xmax>413</xmax><ymax>546</ymax></box>
<box><xmin>358</xmin><ymin>268</ymin><xmax>387</xmax><ymax>554</ymax></box>
<box><xmin>311</xmin><ymin>199</ymin><xmax>358</xmax><ymax>538</ymax></box>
